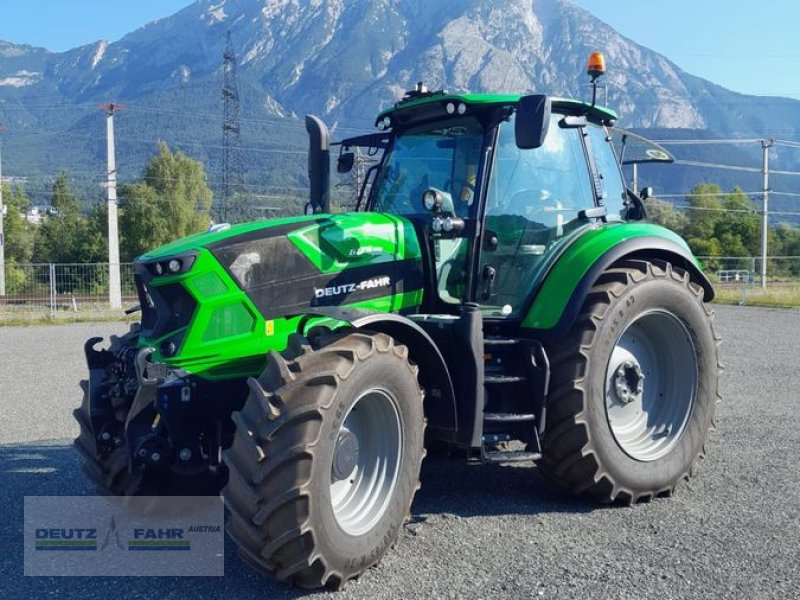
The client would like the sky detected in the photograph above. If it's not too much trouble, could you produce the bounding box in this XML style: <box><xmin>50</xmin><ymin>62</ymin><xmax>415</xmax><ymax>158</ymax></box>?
<box><xmin>0</xmin><ymin>0</ymin><xmax>192</xmax><ymax>51</ymax></box>
<box><xmin>571</xmin><ymin>0</ymin><xmax>800</xmax><ymax>99</ymax></box>
<box><xmin>0</xmin><ymin>0</ymin><xmax>797</xmax><ymax>99</ymax></box>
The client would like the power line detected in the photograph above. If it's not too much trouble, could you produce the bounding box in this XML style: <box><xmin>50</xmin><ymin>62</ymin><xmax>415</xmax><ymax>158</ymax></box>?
<box><xmin>651</xmin><ymin>202</ymin><xmax>800</xmax><ymax>217</ymax></box>
<box><xmin>654</xmin><ymin>191</ymin><xmax>763</xmax><ymax>198</ymax></box>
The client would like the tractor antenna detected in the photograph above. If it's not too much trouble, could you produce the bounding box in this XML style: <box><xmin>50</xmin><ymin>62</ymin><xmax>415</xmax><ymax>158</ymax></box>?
<box><xmin>221</xmin><ymin>29</ymin><xmax>245</xmax><ymax>222</ymax></box>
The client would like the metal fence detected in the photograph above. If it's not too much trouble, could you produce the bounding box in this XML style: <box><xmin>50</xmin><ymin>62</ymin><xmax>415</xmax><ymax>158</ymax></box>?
<box><xmin>698</xmin><ymin>256</ymin><xmax>800</xmax><ymax>283</ymax></box>
<box><xmin>698</xmin><ymin>256</ymin><xmax>800</xmax><ymax>306</ymax></box>
<box><xmin>0</xmin><ymin>256</ymin><xmax>798</xmax><ymax>323</ymax></box>
<box><xmin>0</xmin><ymin>263</ymin><xmax>136</xmax><ymax>322</ymax></box>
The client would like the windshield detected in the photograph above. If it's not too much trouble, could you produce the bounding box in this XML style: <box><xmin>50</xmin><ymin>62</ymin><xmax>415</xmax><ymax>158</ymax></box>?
<box><xmin>370</xmin><ymin>118</ymin><xmax>484</xmax><ymax>218</ymax></box>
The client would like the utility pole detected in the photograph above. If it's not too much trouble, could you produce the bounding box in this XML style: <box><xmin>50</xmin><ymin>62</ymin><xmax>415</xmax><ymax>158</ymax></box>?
<box><xmin>760</xmin><ymin>139</ymin><xmax>773</xmax><ymax>289</ymax></box>
<box><xmin>0</xmin><ymin>124</ymin><xmax>6</xmax><ymax>297</ymax></box>
<box><xmin>101</xmin><ymin>103</ymin><xmax>125</xmax><ymax>309</ymax></box>
<box><xmin>222</xmin><ymin>29</ymin><xmax>245</xmax><ymax>223</ymax></box>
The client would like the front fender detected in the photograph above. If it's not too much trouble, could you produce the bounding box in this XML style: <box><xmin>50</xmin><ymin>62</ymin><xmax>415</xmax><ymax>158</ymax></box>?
<box><xmin>296</xmin><ymin>308</ymin><xmax>459</xmax><ymax>440</ymax></box>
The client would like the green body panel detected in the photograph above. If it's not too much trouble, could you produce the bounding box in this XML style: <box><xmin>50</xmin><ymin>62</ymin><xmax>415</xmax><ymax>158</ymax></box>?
<box><xmin>521</xmin><ymin>222</ymin><xmax>693</xmax><ymax>330</ymax></box>
<box><xmin>136</xmin><ymin>213</ymin><xmax>424</xmax><ymax>379</ymax></box>
<box><xmin>377</xmin><ymin>93</ymin><xmax>618</xmax><ymax>123</ymax></box>
<box><xmin>288</xmin><ymin>212</ymin><xmax>421</xmax><ymax>273</ymax></box>
<box><xmin>140</xmin><ymin>214</ymin><xmax>323</xmax><ymax>260</ymax></box>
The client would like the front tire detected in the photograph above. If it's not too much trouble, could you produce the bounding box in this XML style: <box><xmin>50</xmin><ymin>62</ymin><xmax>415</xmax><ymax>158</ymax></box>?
<box><xmin>223</xmin><ymin>331</ymin><xmax>425</xmax><ymax>589</ymax></box>
<box><xmin>541</xmin><ymin>259</ymin><xmax>722</xmax><ymax>503</ymax></box>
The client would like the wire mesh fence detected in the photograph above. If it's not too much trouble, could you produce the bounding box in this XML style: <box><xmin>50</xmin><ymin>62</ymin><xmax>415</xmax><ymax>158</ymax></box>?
<box><xmin>0</xmin><ymin>263</ymin><xmax>137</xmax><ymax>323</ymax></box>
<box><xmin>698</xmin><ymin>256</ymin><xmax>800</xmax><ymax>306</ymax></box>
<box><xmin>0</xmin><ymin>255</ymin><xmax>798</xmax><ymax>323</ymax></box>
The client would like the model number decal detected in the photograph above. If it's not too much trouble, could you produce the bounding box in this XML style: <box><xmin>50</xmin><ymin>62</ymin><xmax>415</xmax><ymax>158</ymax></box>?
<box><xmin>314</xmin><ymin>276</ymin><xmax>391</xmax><ymax>299</ymax></box>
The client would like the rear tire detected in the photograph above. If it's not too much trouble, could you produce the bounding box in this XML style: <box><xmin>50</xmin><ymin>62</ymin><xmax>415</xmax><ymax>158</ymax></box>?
<box><xmin>223</xmin><ymin>331</ymin><xmax>425</xmax><ymax>589</ymax></box>
<box><xmin>540</xmin><ymin>259</ymin><xmax>722</xmax><ymax>503</ymax></box>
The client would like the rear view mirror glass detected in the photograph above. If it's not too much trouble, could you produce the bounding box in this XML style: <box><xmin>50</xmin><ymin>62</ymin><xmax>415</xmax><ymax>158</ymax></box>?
<box><xmin>515</xmin><ymin>94</ymin><xmax>551</xmax><ymax>149</ymax></box>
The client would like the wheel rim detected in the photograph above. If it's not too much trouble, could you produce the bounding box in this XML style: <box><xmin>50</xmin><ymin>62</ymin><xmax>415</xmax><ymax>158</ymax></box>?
<box><xmin>330</xmin><ymin>388</ymin><xmax>402</xmax><ymax>536</ymax></box>
<box><xmin>604</xmin><ymin>310</ymin><xmax>698</xmax><ymax>461</ymax></box>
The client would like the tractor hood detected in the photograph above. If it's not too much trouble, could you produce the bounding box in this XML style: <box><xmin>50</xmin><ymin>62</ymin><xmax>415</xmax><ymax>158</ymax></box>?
<box><xmin>139</xmin><ymin>215</ymin><xmax>324</xmax><ymax>261</ymax></box>
<box><xmin>132</xmin><ymin>213</ymin><xmax>425</xmax><ymax>374</ymax></box>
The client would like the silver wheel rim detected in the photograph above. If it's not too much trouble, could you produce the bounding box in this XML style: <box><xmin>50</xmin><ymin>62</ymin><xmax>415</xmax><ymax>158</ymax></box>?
<box><xmin>330</xmin><ymin>388</ymin><xmax>402</xmax><ymax>536</ymax></box>
<box><xmin>604</xmin><ymin>310</ymin><xmax>698</xmax><ymax>461</ymax></box>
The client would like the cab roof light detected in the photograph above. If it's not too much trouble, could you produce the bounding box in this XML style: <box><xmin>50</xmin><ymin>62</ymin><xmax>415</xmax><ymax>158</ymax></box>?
<box><xmin>586</xmin><ymin>51</ymin><xmax>607</xmax><ymax>108</ymax></box>
<box><xmin>587</xmin><ymin>51</ymin><xmax>606</xmax><ymax>82</ymax></box>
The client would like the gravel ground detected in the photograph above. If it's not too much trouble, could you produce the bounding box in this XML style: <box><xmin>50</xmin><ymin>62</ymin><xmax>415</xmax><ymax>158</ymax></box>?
<box><xmin>1</xmin><ymin>305</ymin><xmax>799</xmax><ymax>599</ymax></box>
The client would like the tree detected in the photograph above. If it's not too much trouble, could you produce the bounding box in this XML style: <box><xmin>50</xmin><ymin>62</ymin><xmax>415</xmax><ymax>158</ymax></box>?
<box><xmin>82</xmin><ymin>202</ymin><xmax>109</xmax><ymax>264</ymax></box>
<box><xmin>32</xmin><ymin>172</ymin><xmax>85</xmax><ymax>263</ymax></box>
<box><xmin>645</xmin><ymin>198</ymin><xmax>688</xmax><ymax>235</ymax></box>
<box><xmin>677</xmin><ymin>183</ymin><xmax>764</xmax><ymax>263</ymax></box>
<box><xmin>716</xmin><ymin>188</ymin><xmax>760</xmax><ymax>257</ymax></box>
<box><xmin>774</xmin><ymin>223</ymin><xmax>800</xmax><ymax>277</ymax></box>
<box><xmin>120</xmin><ymin>183</ymin><xmax>168</xmax><ymax>260</ymax></box>
<box><xmin>684</xmin><ymin>183</ymin><xmax>724</xmax><ymax>243</ymax></box>
<box><xmin>1</xmin><ymin>182</ymin><xmax>34</xmax><ymax>263</ymax></box>
<box><xmin>120</xmin><ymin>143</ymin><xmax>213</xmax><ymax>259</ymax></box>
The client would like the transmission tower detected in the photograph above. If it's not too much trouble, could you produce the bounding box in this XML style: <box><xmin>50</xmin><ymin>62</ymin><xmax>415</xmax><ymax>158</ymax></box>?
<box><xmin>221</xmin><ymin>29</ymin><xmax>245</xmax><ymax>222</ymax></box>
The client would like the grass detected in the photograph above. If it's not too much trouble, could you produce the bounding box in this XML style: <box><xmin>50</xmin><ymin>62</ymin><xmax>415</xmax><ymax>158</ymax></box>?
<box><xmin>712</xmin><ymin>282</ymin><xmax>800</xmax><ymax>308</ymax></box>
<box><xmin>0</xmin><ymin>309</ymin><xmax>138</xmax><ymax>327</ymax></box>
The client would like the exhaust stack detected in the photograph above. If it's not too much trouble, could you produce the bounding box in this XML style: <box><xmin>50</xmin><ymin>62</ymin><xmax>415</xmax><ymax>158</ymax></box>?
<box><xmin>305</xmin><ymin>114</ymin><xmax>330</xmax><ymax>214</ymax></box>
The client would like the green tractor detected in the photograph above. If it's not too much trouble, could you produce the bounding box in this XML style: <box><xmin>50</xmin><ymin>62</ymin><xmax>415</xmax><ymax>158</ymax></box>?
<box><xmin>74</xmin><ymin>55</ymin><xmax>721</xmax><ymax>588</ymax></box>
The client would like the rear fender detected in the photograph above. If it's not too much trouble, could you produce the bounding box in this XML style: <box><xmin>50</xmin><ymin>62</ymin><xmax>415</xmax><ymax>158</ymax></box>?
<box><xmin>522</xmin><ymin>229</ymin><xmax>713</xmax><ymax>338</ymax></box>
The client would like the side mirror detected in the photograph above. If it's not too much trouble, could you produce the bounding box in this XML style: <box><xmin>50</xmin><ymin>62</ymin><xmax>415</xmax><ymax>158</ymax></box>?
<box><xmin>515</xmin><ymin>94</ymin><xmax>551</xmax><ymax>149</ymax></box>
<box><xmin>640</xmin><ymin>186</ymin><xmax>653</xmax><ymax>200</ymax></box>
<box><xmin>337</xmin><ymin>152</ymin><xmax>355</xmax><ymax>174</ymax></box>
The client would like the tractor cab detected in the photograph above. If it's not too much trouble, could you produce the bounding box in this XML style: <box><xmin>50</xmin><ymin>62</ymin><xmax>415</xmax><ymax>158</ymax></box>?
<box><xmin>314</xmin><ymin>76</ymin><xmax>669</xmax><ymax>325</ymax></box>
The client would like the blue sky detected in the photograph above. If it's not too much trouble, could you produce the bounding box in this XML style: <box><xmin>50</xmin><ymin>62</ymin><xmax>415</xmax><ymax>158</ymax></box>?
<box><xmin>0</xmin><ymin>0</ymin><xmax>191</xmax><ymax>50</ymax></box>
<box><xmin>0</xmin><ymin>0</ymin><xmax>797</xmax><ymax>98</ymax></box>
<box><xmin>572</xmin><ymin>0</ymin><xmax>800</xmax><ymax>98</ymax></box>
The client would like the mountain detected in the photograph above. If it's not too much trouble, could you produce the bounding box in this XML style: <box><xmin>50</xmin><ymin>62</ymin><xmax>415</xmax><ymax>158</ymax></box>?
<box><xmin>0</xmin><ymin>0</ymin><xmax>798</xmax><ymax>214</ymax></box>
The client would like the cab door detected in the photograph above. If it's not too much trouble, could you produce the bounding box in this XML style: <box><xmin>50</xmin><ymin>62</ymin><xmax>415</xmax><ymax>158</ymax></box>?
<box><xmin>478</xmin><ymin>114</ymin><xmax>596</xmax><ymax>318</ymax></box>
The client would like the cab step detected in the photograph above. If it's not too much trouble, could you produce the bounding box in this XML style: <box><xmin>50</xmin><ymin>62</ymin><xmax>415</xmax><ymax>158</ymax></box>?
<box><xmin>483</xmin><ymin>412</ymin><xmax>536</xmax><ymax>423</ymax></box>
<box><xmin>484</xmin><ymin>374</ymin><xmax>525</xmax><ymax>384</ymax></box>
<box><xmin>483</xmin><ymin>449</ymin><xmax>541</xmax><ymax>463</ymax></box>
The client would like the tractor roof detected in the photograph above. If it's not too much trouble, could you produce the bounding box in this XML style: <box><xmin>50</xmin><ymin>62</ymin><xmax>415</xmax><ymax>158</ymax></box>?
<box><xmin>376</xmin><ymin>92</ymin><xmax>618</xmax><ymax>127</ymax></box>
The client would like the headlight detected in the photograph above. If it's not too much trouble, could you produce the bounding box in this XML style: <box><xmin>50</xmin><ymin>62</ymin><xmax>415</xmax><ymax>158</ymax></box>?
<box><xmin>168</xmin><ymin>259</ymin><xmax>182</xmax><ymax>274</ymax></box>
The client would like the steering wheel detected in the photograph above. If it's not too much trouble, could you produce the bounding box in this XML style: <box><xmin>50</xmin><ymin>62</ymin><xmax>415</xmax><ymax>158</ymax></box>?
<box><xmin>505</xmin><ymin>188</ymin><xmax>550</xmax><ymax>218</ymax></box>
<box><xmin>444</xmin><ymin>178</ymin><xmax>475</xmax><ymax>206</ymax></box>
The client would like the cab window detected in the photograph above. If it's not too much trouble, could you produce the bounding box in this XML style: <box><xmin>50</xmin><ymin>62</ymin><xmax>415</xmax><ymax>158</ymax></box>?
<box><xmin>587</xmin><ymin>124</ymin><xmax>627</xmax><ymax>221</ymax></box>
<box><xmin>479</xmin><ymin>113</ymin><xmax>595</xmax><ymax>317</ymax></box>
<box><xmin>371</xmin><ymin>118</ymin><xmax>483</xmax><ymax>219</ymax></box>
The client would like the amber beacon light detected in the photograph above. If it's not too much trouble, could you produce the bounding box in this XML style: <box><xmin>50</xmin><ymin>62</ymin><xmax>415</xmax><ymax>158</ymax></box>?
<box><xmin>586</xmin><ymin>51</ymin><xmax>606</xmax><ymax>81</ymax></box>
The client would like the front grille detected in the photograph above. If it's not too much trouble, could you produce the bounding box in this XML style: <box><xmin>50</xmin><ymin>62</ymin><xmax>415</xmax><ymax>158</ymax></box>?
<box><xmin>135</xmin><ymin>274</ymin><xmax>197</xmax><ymax>338</ymax></box>
<box><xmin>135</xmin><ymin>274</ymin><xmax>158</xmax><ymax>333</ymax></box>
